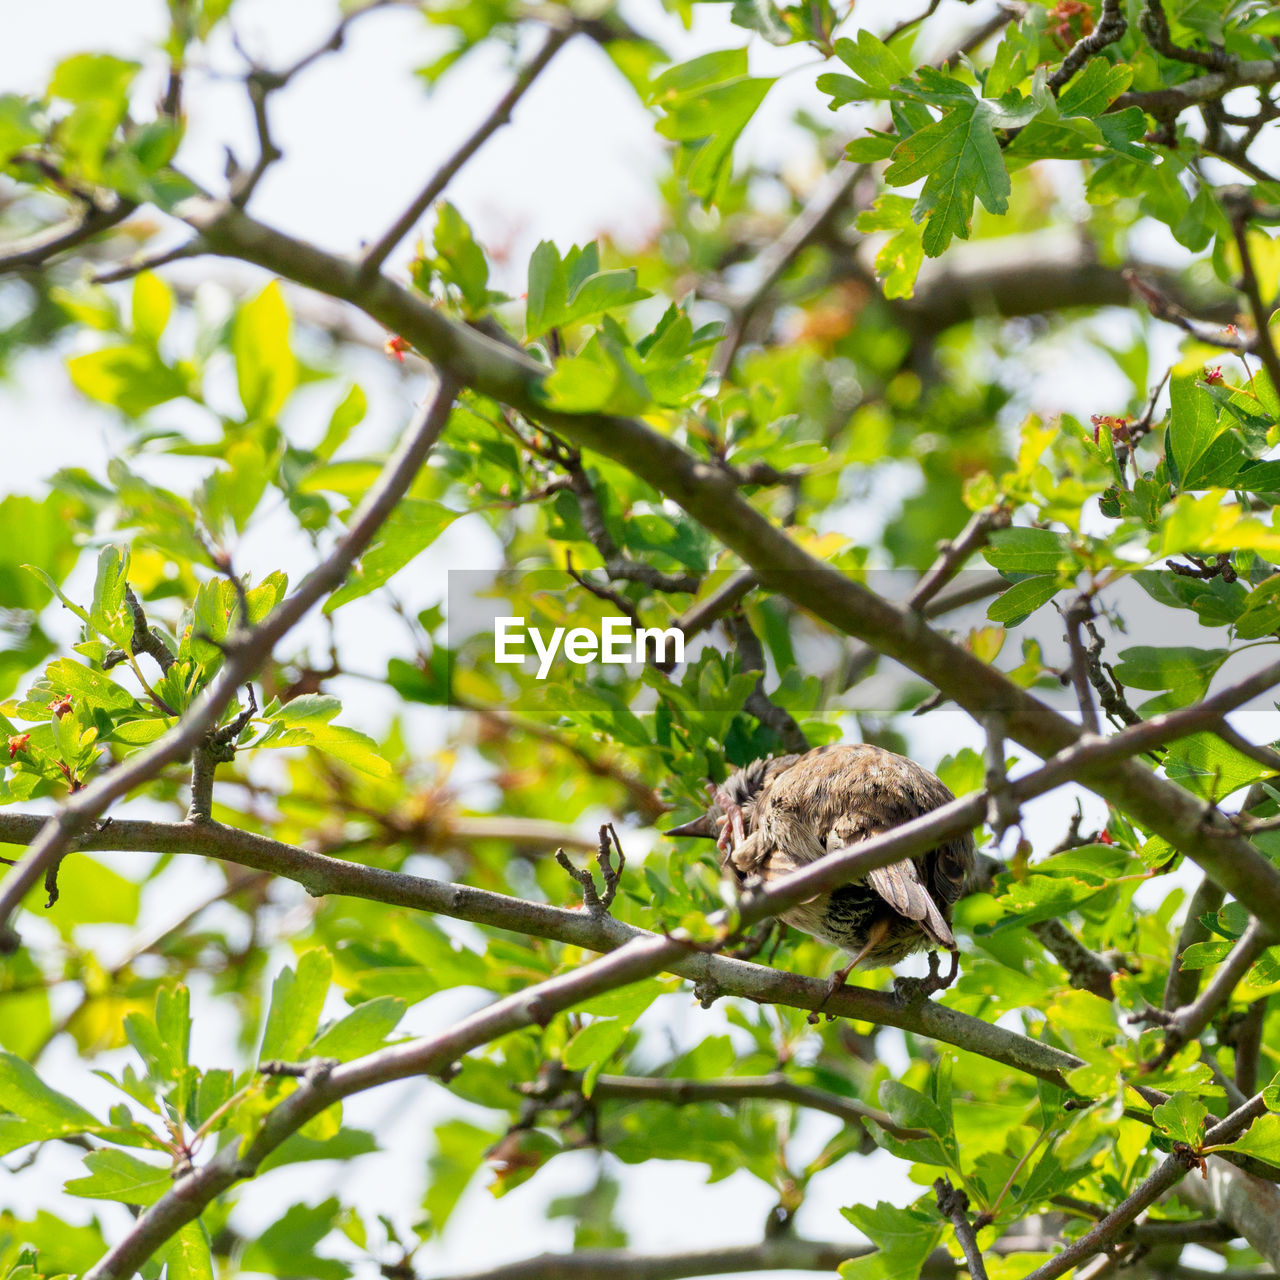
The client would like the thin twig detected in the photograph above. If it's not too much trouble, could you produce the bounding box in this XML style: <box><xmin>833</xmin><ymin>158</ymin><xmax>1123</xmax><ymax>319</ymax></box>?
<box><xmin>1049</xmin><ymin>0</ymin><xmax>1127</xmax><ymax>90</ymax></box>
<box><xmin>909</xmin><ymin>507</ymin><xmax>1012</xmax><ymax>615</ymax></box>
<box><xmin>358</xmin><ymin>24</ymin><xmax>573</xmax><ymax>281</ymax></box>
<box><xmin>674</xmin><ymin>571</ymin><xmax>757</xmax><ymax>641</ymax></box>
<box><xmin>935</xmin><ymin>1178</ymin><xmax>988</xmax><ymax>1280</ymax></box>
<box><xmin>725</xmin><ymin>611</ymin><xmax>810</xmax><ymax>754</ymax></box>
<box><xmin>589</xmin><ymin>1073</ymin><xmax>925</xmax><ymax>1140</ymax></box>
<box><xmin>1224</xmin><ymin>186</ymin><xmax>1280</xmax><ymax>400</ymax></box>
<box><xmin>0</xmin><ymin>198</ymin><xmax>137</xmax><ymax>276</ymax></box>
<box><xmin>1062</xmin><ymin>597</ymin><xmax>1101</xmax><ymax>736</ymax></box>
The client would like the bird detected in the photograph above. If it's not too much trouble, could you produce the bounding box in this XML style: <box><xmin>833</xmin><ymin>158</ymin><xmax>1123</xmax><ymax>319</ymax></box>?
<box><xmin>666</xmin><ymin>743</ymin><xmax>975</xmax><ymax>999</ymax></box>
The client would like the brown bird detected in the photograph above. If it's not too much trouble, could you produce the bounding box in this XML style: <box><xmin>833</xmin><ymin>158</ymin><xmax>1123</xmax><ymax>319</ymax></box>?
<box><xmin>667</xmin><ymin>744</ymin><xmax>975</xmax><ymax>997</ymax></box>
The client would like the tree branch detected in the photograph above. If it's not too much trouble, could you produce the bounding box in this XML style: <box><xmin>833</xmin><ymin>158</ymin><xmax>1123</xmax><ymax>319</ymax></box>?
<box><xmin>407</xmin><ymin>1240</ymin><xmax>885</xmax><ymax>1280</ymax></box>
<box><xmin>1030</xmin><ymin>920</ymin><xmax>1120</xmax><ymax>1001</ymax></box>
<box><xmin>1115</xmin><ymin>57</ymin><xmax>1280</xmax><ymax>115</ymax></box>
<box><xmin>1144</xmin><ymin>919</ymin><xmax>1274</xmax><ymax>1067</ymax></box>
<box><xmin>935</xmin><ymin>1178</ymin><xmax>988</xmax><ymax>1280</ymax></box>
<box><xmin>0</xmin><ymin>197</ymin><xmax>137</xmax><ymax>275</ymax></box>
<box><xmin>724</xmin><ymin>611</ymin><xmax>810</xmax><ymax>753</ymax></box>
<box><xmin>1165</xmin><ymin>876</ymin><xmax>1226</xmax><ymax>1010</ymax></box>
<box><xmin>1224</xmin><ymin>186</ymin><xmax>1280</xmax><ymax>400</ymax></box>
<box><xmin>1049</xmin><ymin>0</ymin><xmax>1127</xmax><ymax>91</ymax></box>
<box><xmin>589</xmin><ymin>1072</ymin><xmax>924</xmax><ymax>1140</ymax></box>
<box><xmin>1181</xmin><ymin>1155</ymin><xmax>1280</xmax><ymax>1269</ymax></box>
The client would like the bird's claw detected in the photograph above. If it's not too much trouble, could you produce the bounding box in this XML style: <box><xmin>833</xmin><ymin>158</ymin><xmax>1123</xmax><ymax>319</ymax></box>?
<box><xmin>807</xmin><ymin>961</ymin><xmax>856</xmax><ymax>1025</ymax></box>
<box><xmin>712</xmin><ymin>785</ymin><xmax>746</xmax><ymax>856</ymax></box>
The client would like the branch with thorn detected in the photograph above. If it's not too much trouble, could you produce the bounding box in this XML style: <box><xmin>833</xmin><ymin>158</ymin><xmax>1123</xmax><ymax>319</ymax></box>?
<box><xmin>555</xmin><ymin>823</ymin><xmax>626</xmax><ymax>916</ymax></box>
<box><xmin>935</xmin><ymin>1178</ymin><xmax>989</xmax><ymax>1280</ymax></box>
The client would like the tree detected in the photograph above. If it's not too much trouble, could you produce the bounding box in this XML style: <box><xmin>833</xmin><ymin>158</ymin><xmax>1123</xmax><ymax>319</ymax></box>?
<box><xmin>4</xmin><ymin>0</ymin><xmax>1280</xmax><ymax>1274</ymax></box>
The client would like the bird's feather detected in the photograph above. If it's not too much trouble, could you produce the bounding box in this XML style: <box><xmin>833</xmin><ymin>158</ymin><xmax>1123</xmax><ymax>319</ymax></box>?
<box><xmin>864</xmin><ymin>860</ymin><xmax>956</xmax><ymax>950</ymax></box>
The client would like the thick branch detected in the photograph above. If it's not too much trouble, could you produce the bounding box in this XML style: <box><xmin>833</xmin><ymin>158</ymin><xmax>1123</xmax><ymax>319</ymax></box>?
<box><xmin>1030</xmin><ymin>920</ymin><xmax>1120</xmax><ymax>1000</ymax></box>
<box><xmin>589</xmin><ymin>1073</ymin><xmax>922</xmax><ymax>1140</ymax></box>
<box><xmin>1115</xmin><ymin>57</ymin><xmax>1280</xmax><ymax>115</ymax></box>
<box><xmin>1165</xmin><ymin>877</ymin><xmax>1226</xmax><ymax>1010</ymax></box>
<box><xmin>412</xmin><ymin>1240</ymin><xmax>885</xmax><ymax>1280</ymax></box>
<box><xmin>1181</xmin><ymin>1157</ymin><xmax>1280</xmax><ymax>1269</ymax></box>
<box><xmin>0</xmin><ymin>378</ymin><xmax>458</xmax><ymax>948</ymax></box>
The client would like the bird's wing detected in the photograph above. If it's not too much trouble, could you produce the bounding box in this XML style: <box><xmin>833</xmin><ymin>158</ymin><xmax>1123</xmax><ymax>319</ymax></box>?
<box><xmin>863</xmin><ymin>859</ymin><xmax>956</xmax><ymax>950</ymax></box>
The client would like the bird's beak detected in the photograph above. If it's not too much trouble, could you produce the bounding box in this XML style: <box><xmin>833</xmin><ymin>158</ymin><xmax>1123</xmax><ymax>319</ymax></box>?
<box><xmin>665</xmin><ymin>812</ymin><xmax>718</xmax><ymax>839</ymax></box>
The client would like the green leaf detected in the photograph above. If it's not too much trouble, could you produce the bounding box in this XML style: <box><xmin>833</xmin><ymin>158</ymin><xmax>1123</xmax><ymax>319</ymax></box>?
<box><xmin>316</xmin><ymin>385</ymin><xmax>367</xmax><ymax>461</ymax></box>
<box><xmin>161</xmin><ymin>1221</ymin><xmax>214</xmax><ymax>1280</ymax></box>
<box><xmin>1056</xmin><ymin>57</ymin><xmax>1134</xmax><ymax>118</ymax></box>
<box><xmin>428</xmin><ymin>201</ymin><xmax>493</xmax><ymax>315</ymax></box>
<box><xmin>840</xmin><ymin>1201</ymin><xmax>944</xmax><ymax>1280</ymax></box>
<box><xmin>233</xmin><ymin>281</ymin><xmax>296</xmax><ymax>420</ymax></box>
<box><xmin>0</xmin><ymin>93</ymin><xmax>40</xmax><ymax>164</ymax></box>
<box><xmin>310</xmin><ymin>996</ymin><xmax>406</xmax><ymax>1061</ymax></box>
<box><xmin>1164</xmin><ymin>732</ymin><xmax>1275</xmax><ymax>800</ymax></box>
<box><xmin>1111</xmin><ymin>646</ymin><xmax>1229</xmax><ymax>707</ymax></box>
<box><xmin>50</xmin><ymin>54</ymin><xmax>139</xmax><ymax>107</ymax></box>
<box><xmin>525</xmin><ymin>240</ymin><xmax>651</xmax><ymax>340</ymax></box>
<box><xmin>818</xmin><ymin>31</ymin><xmax>909</xmax><ymax>104</ymax></box>
<box><xmin>987</xmin><ymin>575</ymin><xmax>1062</xmax><ymax>626</ymax></box>
<box><xmin>42</xmin><ymin>659</ymin><xmax>137</xmax><ymax>712</ymax></box>
<box><xmin>131</xmin><ymin>271</ymin><xmax>172</xmax><ymax>344</ymax></box>
<box><xmin>650</xmin><ymin>50</ymin><xmax>775</xmax><ymax>205</ymax></box>
<box><xmin>0</xmin><ymin>1051</ymin><xmax>102</xmax><ymax>1136</ymax></box>
<box><xmin>983</xmin><ymin>527</ymin><xmax>1070</xmax><ymax>574</ymax></box>
<box><xmin>564</xmin><ymin>1018</ymin><xmax>632</xmax><ymax>1071</ymax></box>
<box><xmin>1152</xmin><ymin>1092</ymin><xmax>1207</xmax><ymax>1146</ymax></box>
<box><xmin>885</xmin><ymin>70</ymin><xmax>1041</xmax><ymax>256</ymax></box>
<box><xmin>260</xmin><ymin>948</ymin><xmax>334</xmax><ymax>1063</ymax></box>
<box><xmin>855</xmin><ymin>195</ymin><xmax>926</xmax><ymax>299</ymax></box>
<box><xmin>324</xmin><ymin>500</ymin><xmax>458</xmax><ymax>612</ymax></box>
<box><xmin>67</xmin><ymin>343</ymin><xmax>188</xmax><ymax>416</ymax></box>
<box><xmin>1167</xmin><ymin>377</ymin><xmax>1238</xmax><ymax>490</ymax></box>
<box><xmin>258</xmin><ymin>694</ymin><xmax>392</xmax><ymax>778</ymax></box>
<box><xmin>65</xmin><ymin>1149</ymin><xmax>170</xmax><ymax>1206</ymax></box>
<box><xmin>241</xmin><ymin>1199</ymin><xmax>351</xmax><ymax>1280</ymax></box>
<box><xmin>1214</xmin><ymin>1112</ymin><xmax>1280</xmax><ymax>1162</ymax></box>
